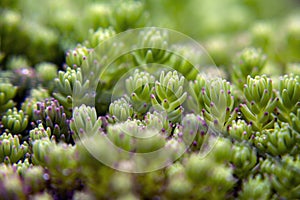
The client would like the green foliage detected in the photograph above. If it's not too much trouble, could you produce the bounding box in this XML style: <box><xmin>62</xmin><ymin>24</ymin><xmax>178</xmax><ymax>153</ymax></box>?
<box><xmin>276</xmin><ymin>74</ymin><xmax>300</xmax><ymax>123</ymax></box>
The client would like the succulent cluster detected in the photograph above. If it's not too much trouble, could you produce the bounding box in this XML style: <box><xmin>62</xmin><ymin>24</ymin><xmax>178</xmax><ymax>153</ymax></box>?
<box><xmin>0</xmin><ymin>0</ymin><xmax>300</xmax><ymax>199</ymax></box>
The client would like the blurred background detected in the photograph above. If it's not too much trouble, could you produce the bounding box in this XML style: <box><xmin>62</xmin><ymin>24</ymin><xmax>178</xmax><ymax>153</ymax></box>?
<box><xmin>1</xmin><ymin>0</ymin><xmax>300</xmax><ymax>72</ymax></box>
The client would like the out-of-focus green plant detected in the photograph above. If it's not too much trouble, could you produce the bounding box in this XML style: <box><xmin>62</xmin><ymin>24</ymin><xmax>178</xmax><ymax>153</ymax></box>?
<box><xmin>0</xmin><ymin>163</ymin><xmax>25</xmax><ymax>199</ymax></box>
<box><xmin>238</xmin><ymin>175</ymin><xmax>271</xmax><ymax>200</ymax></box>
<box><xmin>230</xmin><ymin>142</ymin><xmax>257</xmax><ymax>178</ymax></box>
<box><xmin>261</xmin><ymin>155</ymin><xmax>300</xmax><ymax>199</ymax></box>
<box><xmin>23</xmin><ymin>166</ymin><xmax>46</xmax><ymax>194</ymax></box>
<box><xmin>84</xmin><ymin>27</ymin><xmax>116</xmax><ymax>48</ymax></box>
<box><xmin>32</xmin><ymin>139</ymin><xmax>81</xmax><ymax>199</ymax></box>
<box><xmin>232</xmin><ymin>48</ymin><xmax>267</xmax><ymax>90</ymax></box>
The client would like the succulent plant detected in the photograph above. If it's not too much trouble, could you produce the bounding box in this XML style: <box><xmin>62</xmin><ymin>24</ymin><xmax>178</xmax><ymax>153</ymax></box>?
<box><xmin>238</xmin><ymin>175</ymin><xmax>271</xmax><ymax>200</ymax></box>
<box><xmin>109</xmin><ymin>97</ymin><xmax>134</xmax><ymax>122</ymax></box>
<box><xmin>65</xmin><ymin>45</ymin><xmax>91</xmax><ymax>68</ymax></box>
<box><xmin>32</xmin><ymin>139</ymin><xmax>81</xmax><ymax>198</ymax></box>
<box><xmin>276</xmin><ymin>74</ymin><xmax>300</xmax><ymax>123</ymax></box>
<box><xmin>131</xmin><ymin>28</ymin><xmax>171</xmax><ymax>65</ymax></box>
<box><xmin>107</xmin><ymin>119</ymin><xmax>166</xmax><ymax>153</ymax></box>
<box><xmin>261</xmin><ymin>155</ymin><xmax>300</xmax><ymax>199</ymax></box>
<box><xmin>150</xmin><ymin>70</ymin><xmax>187</xmax><ymax>123</ymax></box>
<box><xmin>35</xmin><ymin>62</ymin><xmax>58</xmax><ymax>86</ymax></box>
<box><xmin>70</xmin><ymin>104</ymin><xmax>103</xmax><ymax>141</ymax></box>
<box><xmin>0</xmin><ymin>132</ymin><xmax>28</xmax><ymax>164</ymax></box>
<box><xmin>254</xmin><ymin>122</ymin><xmax>299</xmax><ymax>156</ymax></box>
<box><xmin>33</xmin><ymin>98</ymin><xmax>71</xmax><ymax>143</ymax></box>
<box><xmin>189</xmin><ymin>75</ymin><xmax>237</xmax><ymax>132</ymax></box>
<box><xmin>1</xmin><ymin>107</ymin><xmax>28</xmax><ymax>134</ymax></box>
<box><xmin>23</xmin><ymin>166</ymin><xmax>46</xmax><ymax>194</ymax></box>
<box><xmin>240</xmin><ymin>75</ymin><xmax>278</xmax><ymax>131</ymax></box>
<box><xmin>1</xmin><ymin>0</ymin><xmax>300</xmax><ymax>199</ymax></box>
<box><xmin>0</xmin><ymin>81</ymin><xmax>17</xmax><ymax>113</ymax></box>
<box><xmin>230</xmin><ymin>142</ymin><xmax>257</xmax><ymax>178</ymax></box>
<box><xmin>109</xmin><ymin>0</ymin><xmax>149</xmax><ymax>32</ymax></box>
<box><xmin>228</xmin><ymin>119</ymin><xmax>254</xmax><ymax>142</ymax></box>
<box><xmin>29</xmin><ymin>123</ymin><xmax>51</xmax><ymax>144</ymax></box>
<box><xmin>125</xmin><ymin>69</ymin><xmax>155</xmax><ymax>115</ymax></box>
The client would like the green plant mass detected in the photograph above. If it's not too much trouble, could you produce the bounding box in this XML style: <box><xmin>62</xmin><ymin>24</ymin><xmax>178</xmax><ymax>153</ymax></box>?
<box><xmin>0</xmin><ymin>0</ymin><xmax>300</xmax><ymax>199</ymax></box>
